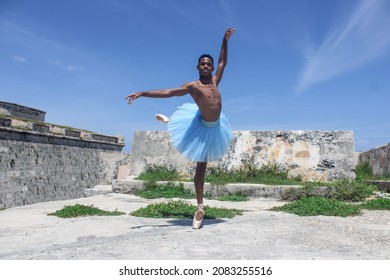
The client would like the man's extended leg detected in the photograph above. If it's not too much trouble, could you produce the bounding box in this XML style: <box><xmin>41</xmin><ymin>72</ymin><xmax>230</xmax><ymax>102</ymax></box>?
<box><xmin>193</xmin><ymin>162</ymin><xmax>207</xmax><ymax>229</ymax></box>
<box><xmin>155</xmin><ymin>114</ymin><xmax>169</xmax><ymax>123</ymax></box>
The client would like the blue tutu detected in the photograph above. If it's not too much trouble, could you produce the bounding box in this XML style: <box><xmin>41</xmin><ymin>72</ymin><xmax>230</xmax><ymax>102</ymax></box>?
<box><xmin>167</xmin><ymin>103</ymin><xmax>233</xmax><ymax>162</ymax></box>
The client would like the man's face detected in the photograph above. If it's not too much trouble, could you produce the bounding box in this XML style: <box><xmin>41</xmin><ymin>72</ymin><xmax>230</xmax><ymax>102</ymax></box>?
<box><xmin>197</xmin><ymin>57</ymin><xmax>214</xmax><ymax>76</ymax></box>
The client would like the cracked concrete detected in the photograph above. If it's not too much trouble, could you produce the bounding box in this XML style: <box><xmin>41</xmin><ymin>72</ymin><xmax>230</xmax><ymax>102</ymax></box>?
<box><xmin>0</xmin><ymin>191</ymin><xmax>389</xmax><ymax>260</ymax></box>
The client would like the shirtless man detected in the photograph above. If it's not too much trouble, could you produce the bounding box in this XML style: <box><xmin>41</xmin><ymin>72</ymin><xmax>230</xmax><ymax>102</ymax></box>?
<box><xmin>125</xmin><ymin>27</ymin><xmax>235</xmax><ymax>229</ymax></box>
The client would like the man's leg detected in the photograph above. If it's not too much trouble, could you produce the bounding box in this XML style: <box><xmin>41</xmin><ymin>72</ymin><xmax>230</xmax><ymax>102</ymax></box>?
<box><xmin>155</xmin><ymin>114</ymin><xmax>169</xmax><ymax>123</ymax></box>
<box><xmin>193</xmin><ymin>162</ymin><xmax>207</xmax><ymax>229</ymax></box>
<box><xmin>194</xmin><ymin>162</ymin><xmax>207</xmax><ymax>205</ymax></box>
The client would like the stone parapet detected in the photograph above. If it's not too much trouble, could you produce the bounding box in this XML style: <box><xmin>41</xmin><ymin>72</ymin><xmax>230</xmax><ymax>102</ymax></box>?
<box><xmin>0</xmin><ymin>115</ymin><xmax>124</xmax><ymax>147</ymax></box>
<box><xmin>0</xmin><ymin>101</ymin><xmax>46</xmax><ymax>122</ymax></box>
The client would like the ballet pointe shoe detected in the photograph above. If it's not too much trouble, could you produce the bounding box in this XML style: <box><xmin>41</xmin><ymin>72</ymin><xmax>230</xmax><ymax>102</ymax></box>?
<box><xmin>192</xmin><ymin>204</ymin><xmax>205</xmax><ymax>229</ymax></box>
<box><xmin>155</xmin><ymin>114</ymin><xmax>169</xmax><ymax>124</ymax></box>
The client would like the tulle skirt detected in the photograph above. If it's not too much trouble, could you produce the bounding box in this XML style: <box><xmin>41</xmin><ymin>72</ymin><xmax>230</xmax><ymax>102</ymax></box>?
<box><xmin>167</xmin><ymin>103</ymin><xmax>233</xmax><ymax>162</ymax></box>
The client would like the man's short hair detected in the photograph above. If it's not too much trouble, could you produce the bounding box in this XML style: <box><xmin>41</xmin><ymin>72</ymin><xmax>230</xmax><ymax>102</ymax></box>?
<box><xmin>198</xmin><ymin>54</ymin><xmax>214</xmax><ymax>65</ymax></box>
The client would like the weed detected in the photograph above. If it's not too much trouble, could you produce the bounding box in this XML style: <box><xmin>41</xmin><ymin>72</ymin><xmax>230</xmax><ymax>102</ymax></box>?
<box><xmin>355</xmin><ymin>161</ymin><xmax>390</xmax><ymax>181</ymax></box>
<box><xmin>205</xmin><ymin>164</ymin><xmax>300</xmax><ymax>185</ymax></box>
<box><xmin>136</xmin><ymin>165</ymin><xmax>182</xmax><ymax>181</ymax></box>
<box><xmin>136</xmin><ymin>181</ymin><xmax>195</xmax><ymax>199</ymax></box>
<box><xmin>48</xmin><ymin>204</ymin><xmax>125</xmax><ymax>218</ymax></box>
<box><xmin>281</xmin><ymin>180</ymin><xmax>375</xmax><ymax>202</ymax></box>
<box><xmin>355</xmin><ymin>162</ymin><xmax>375</xmax><ymax>181</ymax></box>
<box><xmin>332</xmin><ymin>180</ymin><xmax>375</xmax><ymax>202</ymax></box>
<box><xmin>137</xmin><ymin>181</ymin><xmax>249</xmax><ymax>201</ymax></box>
<box><xmin>362</xmin><ymin>198</ymin><xmax>390</xmax><ymax>210</ymax></box>
<box><xmin>207</xmin><ymin>193</ymin><xmax>249</xmax><ymax>202</ymax></box>
<box><xmin>271</xmin><ymin>197</ymin><xmax>362</xmax><ymax>217</ymax></box>
<box><xmin>130</xmin><ymin>200</ymin><xmax>244</xmax><ymax>219</ymax></box>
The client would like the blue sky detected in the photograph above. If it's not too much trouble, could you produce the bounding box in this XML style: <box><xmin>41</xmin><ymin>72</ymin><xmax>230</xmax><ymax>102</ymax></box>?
<box><xmin>1</xmin><ymin>0</ymin><xmax>390</xmax><ymax>152</ymax></box>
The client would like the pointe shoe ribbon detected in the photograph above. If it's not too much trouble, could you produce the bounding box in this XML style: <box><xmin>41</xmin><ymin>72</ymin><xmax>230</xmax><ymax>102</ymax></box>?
<box><xmin>192</xmin><ymin>204</ymin><xmax>205</xmax><ymax>229</ymax></box>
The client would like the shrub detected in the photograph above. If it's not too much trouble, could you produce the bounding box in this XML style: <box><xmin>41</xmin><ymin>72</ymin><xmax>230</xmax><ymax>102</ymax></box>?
<box><xmin>48</xmin><ymin>204</ymin><xmax>125</xmax><ymax>218</ymax></box>
<box><xmin>271</xmin><ymin>197</ymin><xmax>362</xmax><ymax>217</ymax></box>
<box><xmin>136</xmin><ymin>165</ymin><xmax>182</xmax><ymax>181</ymax></box>
<box><xmin>362</xmin><ymin>198</ymin><xmax>390</xmax><ymax>210</ymax></box>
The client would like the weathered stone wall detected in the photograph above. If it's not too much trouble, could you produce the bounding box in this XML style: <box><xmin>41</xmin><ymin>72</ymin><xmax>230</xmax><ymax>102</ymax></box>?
<box><xmin>358</xmin><ymin>144</ymin><xmax>390</xmax><ymax>176</ymax></box>
<box><xmin>130</xmin><ymin>130</ymin><xmax>355</xmax><ymax>182</ymax></box>
<box><xmin>0</xmin><ymin>101</ymin><xmax>46</xmax><ymax>122</ymax></box>
<box><xmin>0</xmin><ymin>128</ymin><xmax>126</xmax><ymax>209</ymax></box>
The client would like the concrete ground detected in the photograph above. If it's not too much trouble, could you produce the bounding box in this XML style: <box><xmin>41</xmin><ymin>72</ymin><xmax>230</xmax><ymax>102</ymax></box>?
<box><xmin>0</xmin><ymin>188</ymin><xmax>390</xmax><ymax>260</ymax></box>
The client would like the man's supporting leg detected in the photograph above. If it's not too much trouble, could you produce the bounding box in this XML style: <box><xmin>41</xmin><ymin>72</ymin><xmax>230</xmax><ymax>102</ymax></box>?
<box><xmin>194</xmin><ymin>162</ymin><xmax>207</xmax><ymax>205</ymax></box>
<box><xmin>193</xmin><ymin>162</ymin><xmax>207</xmax><ymax>228</ymax></box>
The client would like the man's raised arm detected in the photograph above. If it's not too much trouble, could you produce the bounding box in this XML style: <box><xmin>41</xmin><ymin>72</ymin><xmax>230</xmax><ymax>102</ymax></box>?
<box><xmin>215</xmin><ymin>27</ymin><xmax>236</xmax><ymax>85</ymax></box>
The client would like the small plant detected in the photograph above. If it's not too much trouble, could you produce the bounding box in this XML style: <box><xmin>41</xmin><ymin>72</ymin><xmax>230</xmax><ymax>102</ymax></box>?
<box><xmin>355</xmin><ymin>162</ymin><xmax>375</xmax><ymax>181</ymax></box>
<box><xmin>281</xmin><ymin>185</ymin><xmax>334</xmax><ymax>201</ymax></box>
<box><xmin>362</xmin><ymin>198</ymin><xmax>390</xmax><ymax>210</ymax></box>
<box><xmin>130</xmin><ymin>200</ymin><xmax>244</xmax><ymax>219</ymax></box>
<box><xmin>355</xmin><ymin>161</ymin><xmax>390</xmax><ymax>181</ymax></box>
<box><xmin>332</xmin><ymin>180</ymin><xmax>375</xmax><ymax>202</ymax></box>
<box><xmin>270</xmin><ymin>197</ymin><xmax>362</xmax><ymax>217</ymax></box>
<box><xmin>48</xmin><ymin>204</ymin><xmax>125</xmax><ymax>218</ymax></box>
<box><xmin>136</xmin><ymin>165</ymin><xmax>182</xmax><ymax>181</ymax></box>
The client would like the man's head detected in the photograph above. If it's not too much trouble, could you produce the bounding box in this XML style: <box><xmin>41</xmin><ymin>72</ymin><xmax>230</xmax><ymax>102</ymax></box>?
<box><xmin>198</xmin><ymin>54</ymin><xmax>214</xmax><ymax>65</ymax></box>
<box><xmin>197</xmin><ymin>54</ymin><xmax>214</xmax><ymax>77</ymax></box>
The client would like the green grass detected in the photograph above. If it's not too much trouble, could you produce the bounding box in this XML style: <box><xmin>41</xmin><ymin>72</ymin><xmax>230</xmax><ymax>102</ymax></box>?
<box><xmin>136</xmin><ymin>180</ymin><xmax>249</xmax><ymax>201</ymax></box>
<box><xmin>135</xmin><ymin>181</ymin><xmax>195</xmax><ymax>199</ymax></box>
<box><xmin>281</xmin><ymin>180</ymin><xmax>376</xmax><ymax>202</ymax></box>
<box><xmin>48</xmin><ymin>204</ymin><xmax>125</xmax><ymax>218</ymax></box>
<box><xmin>271</xmin><ymin>197</ymin><xmax>362</xmax><ymax>217</ymax></box>
<box><xmin>205</xmin><ymin>164</ymin><xmax>301</xmax><ymax>185</ymax></box>
<box><xmin>206</xmin><ymin>193</ymin><xmax>249</xmax><ymax>202</ymax></box>
<box><xmin>136</xmin><ymin>165</ymin><xmax>183</xmax><ymax>181</ymax></box>
<box><xmin>137</xmin><ymin>164</ymin><xmax>302</xmax><ymax>186</ymax></box>
<box><xmin>133</xmin><ymin>164</ymin><xmax>389</xmax><ymax>218</ymax></box>
<box><xmin>130</xmin><ymin>200</ymin><xmax>244</xmax><ymax>219</ymax></box>
<box><xmin>355</xmin><ymin>161</ymin><xmax>390</xmax><ymax>181</ymax></box>
<box><xmin>332</xmin><ymin>180</ymin><xmax>376</xmax><ymax>201</ymax></box>
<box><xmin>362</xmin><ymin>198</ymin><xmax>390</xmax><ymax>210</ymax></box>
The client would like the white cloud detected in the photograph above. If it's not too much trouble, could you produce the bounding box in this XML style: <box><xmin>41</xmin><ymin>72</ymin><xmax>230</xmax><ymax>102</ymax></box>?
<box><xmin>66</xmin><ymin>65</ymin><xmax>84</xmax><ymax>71</ymax></box>
<box><xmin>51</xmin><ymin>60</ymin><xmax>84</xmax><ymax>71</ymax></box>
<box><xmin>296</xmin><ymin>0</ymin><xmax>390</xmax><ymax>93</ymax></box>
<box><xmin>12</xmin><ymin>56</ymin><xmax>27</xmax><ymax>63</ymax></box>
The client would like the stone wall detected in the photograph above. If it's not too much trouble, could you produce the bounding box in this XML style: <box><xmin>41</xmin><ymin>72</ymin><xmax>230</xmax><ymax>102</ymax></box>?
<box><xmin>358</xmin><ymin>144</ymin><xmax>390</xmax><ymax>177</ymax></box>
<box><xmin>0</xmin><ymin>126</ymin><xmax>126</xmax><ymax>209</ymax></box>
<box><xmin>130</xmin><ymin>130</ymin><xmax>355</xmax><ymax>182</ymax></box>
<box><xmin>0</xmin><ymin>101</ymin><xmax>46</xmax><ymax>122</ymax></box>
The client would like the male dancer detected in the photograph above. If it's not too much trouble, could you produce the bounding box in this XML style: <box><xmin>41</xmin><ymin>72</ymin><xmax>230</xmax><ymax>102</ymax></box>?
<box><xmin>126</xmin><ymin>28</ymin><xmax>235</xmax><ymax>229</ymax></box>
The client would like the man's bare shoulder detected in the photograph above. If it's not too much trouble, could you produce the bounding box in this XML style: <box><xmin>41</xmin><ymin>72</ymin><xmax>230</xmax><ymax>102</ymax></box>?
<box><xmin>182</xmin><ymin>81</ymin><xmax>200</xmax><ymax>91</ymax></box>
<box><xmin>182</xmin><ymin>80</ymin><xmax>198</xmax><ymax>87</ymax></box>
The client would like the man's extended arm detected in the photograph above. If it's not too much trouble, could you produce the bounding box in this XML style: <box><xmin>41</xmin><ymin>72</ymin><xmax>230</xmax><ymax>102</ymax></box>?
<box><xmin>215</xmin><ymin>27</ymin><xmax>235</xmax><ymax>85</ymax></box>
<box><xmin>125</xmin><ymin>86</ymin><xmax>190</xmax><ymax>105</ymax></box>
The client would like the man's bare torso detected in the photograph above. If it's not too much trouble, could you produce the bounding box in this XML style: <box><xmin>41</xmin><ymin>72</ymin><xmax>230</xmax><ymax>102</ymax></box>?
<box><xmin>187</xmin><ymin>78</ymin><xmax>222</xmax><ymax>122</ymax></box>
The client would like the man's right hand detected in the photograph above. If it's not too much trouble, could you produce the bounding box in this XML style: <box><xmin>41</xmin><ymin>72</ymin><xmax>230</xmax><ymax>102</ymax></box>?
<box><xmin>224</xmin><ymin>27</ymin><xmax>236</xmax><ymax>40</ymax></box>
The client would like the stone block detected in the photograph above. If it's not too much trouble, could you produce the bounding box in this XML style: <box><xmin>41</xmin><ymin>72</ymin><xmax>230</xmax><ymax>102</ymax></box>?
<box><xmin>0</xmin><ymin>117</ymin><xmax>11</xmax><ymax>127</ymax></box>
<box><xmin>65</xmin><ymin>129</ymin><xmax>81</xmax><ymax>138</ymax></box>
